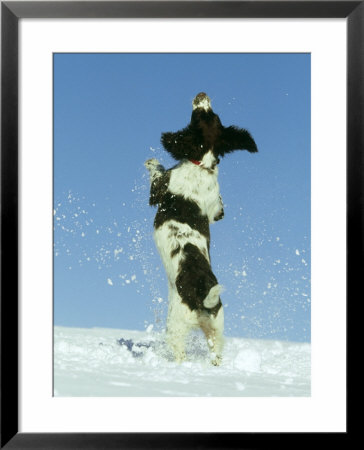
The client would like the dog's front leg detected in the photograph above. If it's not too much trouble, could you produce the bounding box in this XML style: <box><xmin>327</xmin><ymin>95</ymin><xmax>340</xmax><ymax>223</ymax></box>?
<box><xmin>144</xmin><ymin>158</ymin><xmax>165</xmax><ymax>182</ymax></box>
<box><xmin>213</xmin><ymin>195</ymin><xmax>225</xmax><ymax>222</ymax></box>
<box><xmin>145</xmin><ymin>159</ymin><xmax>168</xmax><ymax>206</ymax></box>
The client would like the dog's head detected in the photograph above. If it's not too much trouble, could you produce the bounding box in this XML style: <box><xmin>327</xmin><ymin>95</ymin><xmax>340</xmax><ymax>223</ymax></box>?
<box><xmin>161</xmin><ymin>93</ymin><xmax>258</xmax><ymax>165</ymax></box>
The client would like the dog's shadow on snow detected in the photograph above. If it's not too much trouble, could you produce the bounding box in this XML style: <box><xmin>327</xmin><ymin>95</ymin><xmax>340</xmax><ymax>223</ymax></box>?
<box><xmin>116</xmin><ymin>332</ymin><xmax>210</xmax><ymax>363</ymax></box>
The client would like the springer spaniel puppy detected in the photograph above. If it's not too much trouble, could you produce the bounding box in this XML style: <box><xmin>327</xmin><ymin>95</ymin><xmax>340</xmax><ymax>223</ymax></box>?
<box><xmin>145</xmin><ymin>93</ymin><xmax>257</xmax><ymax>365</ymax></box>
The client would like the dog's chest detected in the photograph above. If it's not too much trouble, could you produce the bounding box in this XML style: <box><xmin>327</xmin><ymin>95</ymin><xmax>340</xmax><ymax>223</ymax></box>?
<box><xmin>168</xmin><ymin>163</ymin><xmax>220</xmax><ymax>217</ymax></box>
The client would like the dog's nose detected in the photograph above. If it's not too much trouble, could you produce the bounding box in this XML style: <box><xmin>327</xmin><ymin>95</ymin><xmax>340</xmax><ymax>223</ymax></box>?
<box><xmin>195</xmin><ymin>92</ymin><xmax>207</xmax><ymax>101</ymax></box>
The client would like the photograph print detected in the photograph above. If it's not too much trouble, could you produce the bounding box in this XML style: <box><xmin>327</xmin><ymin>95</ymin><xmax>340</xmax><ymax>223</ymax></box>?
<box><xmin>53</xmin><ymin>53</ymin><xmax>310</xmax><ymax>397</ymax></box>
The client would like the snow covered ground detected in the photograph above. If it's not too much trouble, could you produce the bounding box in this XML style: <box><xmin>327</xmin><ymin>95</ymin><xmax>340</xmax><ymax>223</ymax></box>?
<box><xmin>54</xmin><ymin>326</ymin><xmax>310</xmax><ymax>397</ymax></box>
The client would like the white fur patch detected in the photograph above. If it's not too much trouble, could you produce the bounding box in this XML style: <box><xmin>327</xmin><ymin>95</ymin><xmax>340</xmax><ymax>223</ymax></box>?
<box><xmin>200</xmin><ymin>150</ymin><xmax>216</xmax><ymax>169</ymax></box>
<box><xmin>192</xmin><ymin>97</ymin><xmax>211</xmax><ymax>111</ymax></box>
<box><xmin>168</xmin><ymin>154</ymin><xmax>222</xmax><ymax>223</ymax></box>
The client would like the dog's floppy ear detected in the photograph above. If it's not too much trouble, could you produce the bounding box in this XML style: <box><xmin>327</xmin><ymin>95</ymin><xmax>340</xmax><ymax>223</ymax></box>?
<box><xmin>216</xmin><ymin>126</ymin><xmax>258</xmax><ymax>157</ymax></box>
<box><xmin>161</xmin><ymin>125</ymin><xmax>201</xmax><ymax>161</ymax></box>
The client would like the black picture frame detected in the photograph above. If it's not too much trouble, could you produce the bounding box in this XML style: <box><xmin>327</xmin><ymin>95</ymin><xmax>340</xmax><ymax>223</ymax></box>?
<box><xmin>1</xmin><ymin>1</ymin><xmax>359</xmax><ymax>448</ymax></box>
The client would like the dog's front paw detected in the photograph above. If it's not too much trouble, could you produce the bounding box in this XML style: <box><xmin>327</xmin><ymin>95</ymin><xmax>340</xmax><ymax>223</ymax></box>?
<box><xmin>213</xmin><ymin>209</ymin><xmax>224</xmax><ymax>222</ymax></box>
<box><xmin>144</xmin><ymin>158</ymin><xmax>160</xmax><ymax>172</ymax></box>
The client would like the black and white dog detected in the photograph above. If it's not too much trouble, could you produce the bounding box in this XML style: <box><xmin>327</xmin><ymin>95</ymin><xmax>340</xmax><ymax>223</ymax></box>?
<box><xmin>145</xmin><ymin>93</ymin><xmax>257</xmax><ymax>365</ymax></box>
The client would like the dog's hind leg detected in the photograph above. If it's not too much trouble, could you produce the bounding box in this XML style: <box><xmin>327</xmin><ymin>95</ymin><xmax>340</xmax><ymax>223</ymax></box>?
<box><xmin>166</xmin><ymin>299</ymin><xmax>192</xmax><ymax>363</ymax></box>
<box><xmin>166</xmin><ymin>324</ymin><xmax>188</xmax><ymax>363</ymax></box>
<box><xmin>165</xmin><ymin>285</ymin><xmax>195</xmax><ymax>363</ymax></box>
<box><xmin>199</xmin><ymin>306</ymin><xmax>224</xmax><ymax>366</ymax></box>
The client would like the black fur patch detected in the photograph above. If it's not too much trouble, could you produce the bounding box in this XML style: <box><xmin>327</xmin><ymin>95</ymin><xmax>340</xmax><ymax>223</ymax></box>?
<box><xmin>154</xmin><ymin>193</ymin><xmax>210</xmax><ymax>243</ymax></box>
<box><xmin>161</xmin><ymin>107</ymin><xmax>257</xmax><ymax>162</ymax></box>
<box><xmin>176</xmin><ymin>243</ymin><xmax>221</xmax><ymax>315</ymax></box>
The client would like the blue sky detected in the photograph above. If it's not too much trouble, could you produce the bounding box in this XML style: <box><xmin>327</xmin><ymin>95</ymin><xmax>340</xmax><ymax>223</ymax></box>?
<box><xmin>54</xmin><ymin>53</ymin><xmax>310</xmax><ymax>342</ymax></box>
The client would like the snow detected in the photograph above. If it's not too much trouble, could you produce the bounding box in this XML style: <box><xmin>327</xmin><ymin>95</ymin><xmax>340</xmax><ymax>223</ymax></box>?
<box><xmin>54</xmin><ymin>326</ymin><xmax>310</xmax><ymax>397</ymax></box>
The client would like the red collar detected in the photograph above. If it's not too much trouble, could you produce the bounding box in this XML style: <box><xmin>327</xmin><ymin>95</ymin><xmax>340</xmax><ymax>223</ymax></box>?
<box><xmin>189</xmin><ymin>159</ymin><xmax>201</xmax><ymax>166</ymax></box>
